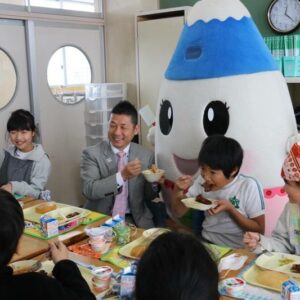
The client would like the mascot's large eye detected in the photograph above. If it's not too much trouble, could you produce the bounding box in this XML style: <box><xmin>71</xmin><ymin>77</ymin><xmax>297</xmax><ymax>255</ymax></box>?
<box><xmin>159</xmin><ymin>99</ymin><xmax>173</xmax><ymax>135</ymax></box>
<box><xmin>203</xmin><ymin>101</ymin><xmax>229</xmax><ymax>136</ymax></box>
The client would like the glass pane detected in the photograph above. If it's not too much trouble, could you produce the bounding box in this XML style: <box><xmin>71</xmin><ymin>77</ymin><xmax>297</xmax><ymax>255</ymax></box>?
<box><xmin>28</xmin><ymin>0</ymin><xmax>102</xmax><ymax>13</ymax></box>
<box><xmin>47</xmin><ymin>46</ymin><xmax>92</xmax><ymax>105</ymax></box>
<box><xmin>0</xmin><ymin>0</ymin><xmax>25</xmax><ymax>5</ymax></box>
<box><xmin>0</xmin><ymin>49</ymin><xmax>17</xmax><ymax>110</ymax></box>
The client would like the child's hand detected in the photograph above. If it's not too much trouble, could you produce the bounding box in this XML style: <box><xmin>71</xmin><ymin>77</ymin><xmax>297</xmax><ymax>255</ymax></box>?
<box><xmin>207</xmin><ymin>199</ymin><xmax>233</xmax><ymax>215</ymax></box>
<box><xmin>175</xmin><ymin>175</ymin><xmax>193</xmax><ymax>192</ymax></box>
<box><xmin>1</xmin><ymin>183</ymin><xmax>12</xmax><ymax>193</ymax></box>
<box><xmin>49</xmin><ymin>240</ymin><xmax>69</xmax><ymax>264</ymax></box>
<box><xmin>243</xmin><ymin>232</ymin><xmax>260</xmax><ymax>251</ymax></box>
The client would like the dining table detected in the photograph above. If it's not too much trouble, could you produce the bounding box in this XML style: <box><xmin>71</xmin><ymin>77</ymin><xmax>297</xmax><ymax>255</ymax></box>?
<box><xmin>14</xmin><ymin>198</ymin><xmax>282</xmax><ymax>299</ymax></box>
<box><xmin>11</xmin><ymin>198</ymin><xmax>110</xmax><ymax>262</ymax></box>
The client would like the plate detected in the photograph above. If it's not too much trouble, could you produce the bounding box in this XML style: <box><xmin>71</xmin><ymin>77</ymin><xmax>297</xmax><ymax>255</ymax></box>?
<box><xmin>23</xmin><ymin>203</ymin><xmax>90</xmax><ymax>224</ymax></box>
<box><xmin>10</xmin><ymin>260</ymin><xmax>42</xmax><ymax>275</ymax></box>
<box><xmin>142</xmin><ymin>228</ymin><xmax>169</xmax><ymax>239</ymax></box>
<box><xmin>243</xmin><ymin>264</ymin><xmax>297</xmax><ymax>292</ymax></box>
<box><xmin>23</xmin><ymin>203</ymin><xmax>68</xmax><ymax>223</ymax></box>
<box><xmin>255</xmin><ymin>252</ymin><xmax>300</xmax><ymax>277</ymax></box>
<box><xmin>39</xmin><ymin>261</ymin><xmax>112</xmax><ymax>298</ymax></box>
<box><xmin>181</xmin><ymin>197</ymin><xmax>216</xmax><ymax>211</ymax></box>
<box><xmin>119</xmin><ymin>236</ymin><xmax>148</xmax><ymax>260</ymax></box>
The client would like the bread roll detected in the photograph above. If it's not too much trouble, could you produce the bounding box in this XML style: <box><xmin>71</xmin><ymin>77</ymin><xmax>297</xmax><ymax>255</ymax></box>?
<box><xmin>35</xmin><ymin>202</ymin><xmax>57</xmax><ymax>214</ymax></box>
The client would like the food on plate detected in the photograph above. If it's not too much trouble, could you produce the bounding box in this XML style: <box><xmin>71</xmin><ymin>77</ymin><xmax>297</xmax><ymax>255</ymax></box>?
<box><xmin>130</xmin><ymin>244</ymin><xmax>147</xmax><ymax>258</ymax></box>
<box><xmin>291</xmin><ymin>264</ymin><xmax>300</xmax><ymax>273</ymax></box>
<box><xmin>257</xmin><ymin>270</ymin><xmax>288</xmax><ymax>290</ymax></box>
<box><xmin>150</xmin><ymin>164</ymin><xmax>159</xmax><ymax>173</ymax></box>
<box><xmin>35</xmin><ymin>202</ymin><xmax>57</xmax><ymax>214</ymax></box>
<box><xmin>195</xmin><ymin>195</ymin><xmax>212</xmax><ymax>205</ymax></box>
<box><xmin>66</xmin><ymin>211</ymin><xmax>80</xmax><ymax>219</ymax></box>
<box><xmin>10</xmin><ymin>260</ymin><xmax>41</xmax><ymax>275</ymax></box>
<box><xmin>201</xmin><ymin>182</ymin><xmax>213</xmax><ymax>192</ymax></box>
<box><xmin>278</xmin><ymin>257</ymin><xmax>294</xmax><ymax>266</ymax></box>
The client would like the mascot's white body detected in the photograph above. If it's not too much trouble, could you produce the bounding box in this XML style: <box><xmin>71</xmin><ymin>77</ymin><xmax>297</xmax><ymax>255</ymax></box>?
<box><xmin>154</xmin><ymin>0</ymin><xmax>298</xmax><ymax>235</ymax></box>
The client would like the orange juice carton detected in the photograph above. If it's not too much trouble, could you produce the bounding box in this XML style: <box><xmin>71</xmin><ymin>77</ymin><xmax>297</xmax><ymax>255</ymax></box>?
<box><xmin>40</xmin><ymin>215</ymin><xmax>59</xmax><ymax>238</ymax></box>
<box><xmin>281</xmin><ymin>279</ymin><xmax>300</xmax><ymax>300</ymax></box>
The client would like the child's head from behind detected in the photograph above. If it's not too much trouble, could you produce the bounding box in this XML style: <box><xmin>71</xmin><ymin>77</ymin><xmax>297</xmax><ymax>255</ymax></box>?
<box><xmin>135</xmin><ymin>231</ymin><xmax>219</xmax><ymax>300</ymax></box>
<box><xmin>281</xmin><ymin>142</ymin><xmax>300</xmax><ymax>204</ymax></box>
<box><xmin>7</xmin><ymin>109</ymin><xmax>36</xmax><ymax>152</ymax></box>
<box><xmin>198</xmin><ymin>135</ymin><xmax>243</xmax><ymax>190</ymax></box>
<box><xmin>0</xmin><ymin>189</ymin><xmax>24</xmax><ymax>267</ymax></box>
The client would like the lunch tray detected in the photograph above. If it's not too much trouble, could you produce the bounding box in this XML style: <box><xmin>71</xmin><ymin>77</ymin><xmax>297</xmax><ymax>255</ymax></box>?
<box><xmin>24</xmin><ymin>210</ymin><xmax>106</xmax><ymax>240</ymax></box>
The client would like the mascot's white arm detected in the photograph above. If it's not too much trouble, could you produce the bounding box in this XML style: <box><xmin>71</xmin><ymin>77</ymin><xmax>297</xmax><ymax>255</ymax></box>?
<box><xmin>147</xmin><ymin>125</ymin><xmax>156</xmax><ymax>146</ymax></box>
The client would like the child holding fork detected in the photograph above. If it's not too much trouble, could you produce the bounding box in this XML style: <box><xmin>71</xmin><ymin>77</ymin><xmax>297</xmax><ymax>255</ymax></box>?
<box><xmin>171</xmin><ymin>135</ymin><xmax>265</xmax><ymax>249</ymax></box>
<box><xmin>244</xmin><ymin>142</ymin><xmax>300</xmax><ymax>254</ymax></box>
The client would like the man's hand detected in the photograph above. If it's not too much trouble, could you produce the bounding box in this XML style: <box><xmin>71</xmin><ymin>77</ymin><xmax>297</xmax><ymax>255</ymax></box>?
<box><xmin>121</xmin><ymin>159</ymin><xmax>142</xmax><ymax>180</ymax></box>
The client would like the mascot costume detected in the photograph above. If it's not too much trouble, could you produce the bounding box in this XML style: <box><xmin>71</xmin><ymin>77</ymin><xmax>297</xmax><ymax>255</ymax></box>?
<box><xmin>154</xmin><ymin>0</ymin><xmax>299</xmax><ymax>236</ymax></box>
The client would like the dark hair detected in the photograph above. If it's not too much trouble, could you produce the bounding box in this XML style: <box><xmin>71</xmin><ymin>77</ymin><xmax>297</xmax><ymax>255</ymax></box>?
<box><xmin>135</xmin><ymin>232</ymin><xmax>219</xmax><ymax>300</ymax></box>
<box><xmin>0</xmin><ymin>189</ymin><xmax>24</xmax><ymax>266</ymax></box>
<box><xmin>7</xmin><ymin>109</ymin><xmax>36</xmax><ymax>132</ymax></box>
<box><xmin>111</xmin><ymin>100</ymin><xmax>138</xmax><ymax>125</ymax></box>
<box><xmin>198</xmin><ymin>135</ymin><xmax>243</xmax><ymax>178</ymax></box>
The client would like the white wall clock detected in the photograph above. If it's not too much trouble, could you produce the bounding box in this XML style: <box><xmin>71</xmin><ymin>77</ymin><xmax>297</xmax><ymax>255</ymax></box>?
<box><xmin>267</xmin><ymin>0</ymin><xmax>300</xmax><ymax>33</ymax></box>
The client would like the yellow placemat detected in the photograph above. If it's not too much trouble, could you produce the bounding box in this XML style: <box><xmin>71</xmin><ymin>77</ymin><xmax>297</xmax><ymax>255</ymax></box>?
<box><xmin>101</xmin><ymin>246</ymin><xmax>134</xmax><ymax>269</ymax></box>
<box><xmin>203</xmin><ymin>242</ymin><xmax>232</xmax><ymax>262</ymax></box>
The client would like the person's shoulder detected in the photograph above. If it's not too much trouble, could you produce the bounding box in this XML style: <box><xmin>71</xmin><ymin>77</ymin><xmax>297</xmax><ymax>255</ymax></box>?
<box><xmin>236</xmin><ymin>174</ymin><xmax>263</xmax><ymax>191</ymax></box>
<box><xmin>83</xmin><ymin>140</ymin><xmax>109</xmax><ymax>154</ymax></box>
<box><xmin>237</xmin><ymin>174</ymin><xmax>261</xmax><ymax>184</ymax></box>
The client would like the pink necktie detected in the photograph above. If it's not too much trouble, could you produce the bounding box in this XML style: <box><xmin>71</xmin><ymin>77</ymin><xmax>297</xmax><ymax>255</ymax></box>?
<box><xmin>112</xmin><ymin>151</ymin><xmax>128</xmax><ymax>218</ymax></box>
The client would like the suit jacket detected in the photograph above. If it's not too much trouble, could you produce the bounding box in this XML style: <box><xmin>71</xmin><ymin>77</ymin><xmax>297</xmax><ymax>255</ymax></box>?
<box><xmin>80</xmin><ymin>141</ymin><xmax>155</xmax><ymax>228</ymax></box>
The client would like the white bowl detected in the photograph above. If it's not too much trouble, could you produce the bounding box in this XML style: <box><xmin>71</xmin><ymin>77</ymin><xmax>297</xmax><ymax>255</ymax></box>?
<box><xmin>142</xmin><ymin>169</ymin><xmax>165</xmax><ymax>183</ymax></box>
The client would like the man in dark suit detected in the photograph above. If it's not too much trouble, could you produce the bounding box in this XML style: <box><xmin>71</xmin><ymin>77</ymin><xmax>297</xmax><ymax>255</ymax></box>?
<box><xmin>80</xmin><ymin>101</ymin><xmax>163</xmax><ymax>228</ymax></box>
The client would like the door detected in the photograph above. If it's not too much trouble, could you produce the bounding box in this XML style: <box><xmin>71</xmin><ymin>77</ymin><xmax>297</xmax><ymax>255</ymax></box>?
<box><xmin>34</xmin><ymin>22</ymin><xmax>105</xmax><ymax>206</ymax></box>
<box><xmin>0</xmin><ymin>19</ymin><xmax>30</xmax><ymax>148</ymax></box>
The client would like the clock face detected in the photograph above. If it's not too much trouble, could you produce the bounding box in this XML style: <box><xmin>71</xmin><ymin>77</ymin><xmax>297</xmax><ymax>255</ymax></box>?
<box><xmin>268</xmin><ymin>0</ymin><xmax>300</xmax><ymax>33</ymax></box>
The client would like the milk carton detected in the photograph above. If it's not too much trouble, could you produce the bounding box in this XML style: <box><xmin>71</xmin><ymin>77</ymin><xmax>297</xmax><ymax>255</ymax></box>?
<box><xmin>40</xmin><ymin>215</ymin><xmax>59</xmax><ymax>238</ymax></box>
<box><xmin>281</xmin><ymin>279</ymin><xmax>300</xmax><ymax>300</ymax></box>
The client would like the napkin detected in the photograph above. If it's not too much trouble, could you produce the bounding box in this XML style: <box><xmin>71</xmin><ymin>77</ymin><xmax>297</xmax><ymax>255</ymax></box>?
<box><xmin>218</xmin><ymin>253</ymin><xmax>248</xmax><ymax>273</ymax></box>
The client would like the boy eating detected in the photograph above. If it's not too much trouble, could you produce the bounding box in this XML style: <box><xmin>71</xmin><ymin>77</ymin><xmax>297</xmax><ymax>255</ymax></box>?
<box><xmin>171</xmin><ymin>135</ymin><xmax>265</xmax><ymax>248</ymax></box>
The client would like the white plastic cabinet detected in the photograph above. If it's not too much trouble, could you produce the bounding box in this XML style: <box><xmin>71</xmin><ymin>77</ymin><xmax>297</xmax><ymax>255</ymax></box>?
<box><xmin>136</xmin><ymin>7</ymin><xmax>190</xmax><ymax>148</ymax></box>
<box><xmin>85</xmin><ymin>83</ymin><xmax>127</xmax><ymax>146</ymax></box>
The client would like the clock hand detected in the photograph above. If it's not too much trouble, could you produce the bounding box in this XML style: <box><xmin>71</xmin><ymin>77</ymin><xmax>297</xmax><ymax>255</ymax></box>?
<box><xmin>285</xmin><ymin>6</ymin><xmax>296</xmax><ymax>22</ymax></box>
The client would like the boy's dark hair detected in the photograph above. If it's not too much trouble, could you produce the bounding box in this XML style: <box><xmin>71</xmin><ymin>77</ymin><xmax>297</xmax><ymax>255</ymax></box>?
<box><xmin>198</xmin><ymin>135</ymin><xmax>243</xmax><ymax>178</ymax></box>
<box><xmin>135</xmin><ymin>232</ymin><xmax>219</xmax><ymax>300</ymax></box>
<box><xmin>0</xmin><ymin>189</ymin><xmax>24</xmax><ymax>266</ymax></box>
<box><xmin>111</xmin><ymin>100</ymin><xmax>138</xmax><ymax>125</ymax></box>
<box><xmin>7</xmin><ymin>109</ymin><xmax>36</xmax><ymax>132</ymax></box>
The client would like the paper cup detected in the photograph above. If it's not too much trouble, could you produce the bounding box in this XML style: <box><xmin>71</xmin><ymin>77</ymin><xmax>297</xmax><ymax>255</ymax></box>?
<box><xmin>92</xmin><ymin>266</ymin><xmax>113</xmax><ymax>292</ymax></box>
<box><xmin>224</xmin><ymin>277</ymin><xmax>246</xmax><ymax>297</ymax></box>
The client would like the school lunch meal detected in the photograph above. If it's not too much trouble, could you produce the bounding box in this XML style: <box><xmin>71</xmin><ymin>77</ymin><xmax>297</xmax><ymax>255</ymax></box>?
<box><xmin>142</xmin><ymin>164</ymin><xmax>165</xmax><ymax>182</ymax></box>
<box><xmin>35</xmin><ymin>202</ymin><xmax>57</xmax><ymax>214</ymax></box>
<box><xmin>195</xmin><ymin>194</ymin><xmax>213</xmax><ymax>205</ymax></box>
